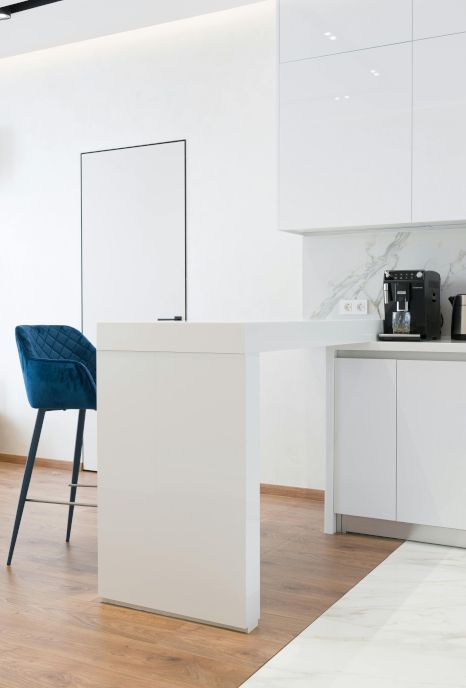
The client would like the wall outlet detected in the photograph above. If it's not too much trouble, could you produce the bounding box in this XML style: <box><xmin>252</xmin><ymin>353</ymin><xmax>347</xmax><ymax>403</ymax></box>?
<box><xmin>339</xmin><ymin>299</ymin><xmax>368</xmax><ymax>315</ymax></box>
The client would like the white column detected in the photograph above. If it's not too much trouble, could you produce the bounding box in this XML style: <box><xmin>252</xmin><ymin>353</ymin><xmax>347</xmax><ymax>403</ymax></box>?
<box><xmin>324</xmin><ymin>347</ymin><xmax>337</xmax><ymax>534</ymax></box>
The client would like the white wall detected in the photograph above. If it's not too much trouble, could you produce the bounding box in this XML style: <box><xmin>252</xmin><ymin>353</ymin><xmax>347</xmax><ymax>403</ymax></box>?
<box><xmin>0</xmin><ymin>1</ymin><xmax>306</xmax><ymax>479</ymax></box>
<box><xmin>260</xmin><ymin>348</ymin><xmax>326</xmax><ymax>489</ymax></box>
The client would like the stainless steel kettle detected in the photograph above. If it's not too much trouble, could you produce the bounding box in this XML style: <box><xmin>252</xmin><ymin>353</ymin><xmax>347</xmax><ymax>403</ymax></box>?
<box><xmin>449</xmin><ymin>295</ymin><xmax>466</xmax><ymax>340</ymax></box>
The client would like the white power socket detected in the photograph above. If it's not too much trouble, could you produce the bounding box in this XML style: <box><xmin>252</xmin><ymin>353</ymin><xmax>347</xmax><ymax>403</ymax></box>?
<box><xmin>339</xmin><ymin>299</ymin><xmax>368</xmax><ymax>315</ymax></box>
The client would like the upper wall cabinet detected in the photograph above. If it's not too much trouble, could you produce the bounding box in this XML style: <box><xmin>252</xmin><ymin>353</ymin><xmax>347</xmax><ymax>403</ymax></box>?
<box><xmin>280</xmin><ymin>43</ymin><xmax>412</xmax><ymax>232</ymax></box>
<box><xmin>413</xmin><ymin>0</ymin><xmax>466</xmax><ymax>40</ymax></box>
<box><xmin>412</xmin><ymin>33</ymin><xmax>466</xmax><ymax>223</ymax></box>
<box><xmin>280</xmin><ymin>0</ymin><xmax>412</xmax><ymax>63</ymax></box>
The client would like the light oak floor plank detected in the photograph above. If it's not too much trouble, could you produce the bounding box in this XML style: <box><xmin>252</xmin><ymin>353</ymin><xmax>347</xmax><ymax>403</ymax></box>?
<box><xmin>0</xmin><ymin>461</ymin><xmax>400</xmax><ymax>687</ymax></box>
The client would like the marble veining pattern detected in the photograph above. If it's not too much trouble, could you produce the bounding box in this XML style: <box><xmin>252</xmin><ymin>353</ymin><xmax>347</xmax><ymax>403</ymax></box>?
<box><xmin>241</xmin><ymin>541</ymin><xmax>466</xmax><ymax>687</ymax></box>
<box><xmin>303</xmin><ymin>229</ymin><xmax>466</xmax><ymax>333</ymax></box>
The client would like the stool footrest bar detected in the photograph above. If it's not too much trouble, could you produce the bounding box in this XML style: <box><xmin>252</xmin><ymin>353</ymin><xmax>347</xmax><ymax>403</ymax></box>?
<box><xmin>68</xmin><ymin>484</ymin><xmax>97</xmax><ymax>488</ymax></box>
<box><xmin>26</xmin><ymin>498</ymin><xmax>97</xmax><ymax>508</ymax></box>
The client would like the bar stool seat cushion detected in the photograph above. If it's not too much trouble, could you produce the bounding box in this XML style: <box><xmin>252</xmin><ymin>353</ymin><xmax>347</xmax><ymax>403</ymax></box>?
<box><xmin>16</xmin><ymin>325</ymin><xmax>97</xmax><ymax>411</ymax></box>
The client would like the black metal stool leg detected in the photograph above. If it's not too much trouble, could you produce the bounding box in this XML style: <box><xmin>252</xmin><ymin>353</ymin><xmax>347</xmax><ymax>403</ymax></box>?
<box><xmin>66</xmin><ymin>409</ymin><xmax>86</xmax><ymax>543</ymax></box>
<box><xmin>7</xmin><ymin>409</ymin><xmax>46</xmax><ymax>566</ymax></box>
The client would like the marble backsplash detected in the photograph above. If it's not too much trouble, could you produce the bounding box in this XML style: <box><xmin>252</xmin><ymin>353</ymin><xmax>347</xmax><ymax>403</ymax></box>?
<box><xmin>303</xmin><ymin>228</ymin><xmax>466</xmax><ymax>335</ymax></box>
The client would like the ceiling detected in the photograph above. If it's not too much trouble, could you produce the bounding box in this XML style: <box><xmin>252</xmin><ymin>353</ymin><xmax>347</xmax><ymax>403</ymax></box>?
<box><xmin>0</xmin><ymin>0</ymin><xmax>262</xmax><ymax>60</ymax></box>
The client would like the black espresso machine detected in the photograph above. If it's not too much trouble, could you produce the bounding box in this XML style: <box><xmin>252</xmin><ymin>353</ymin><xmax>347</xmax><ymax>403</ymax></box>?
<box><xmin>379</xmin><ymin>270</ymin><xmax>442</xmax><ymax>341</ymax></box>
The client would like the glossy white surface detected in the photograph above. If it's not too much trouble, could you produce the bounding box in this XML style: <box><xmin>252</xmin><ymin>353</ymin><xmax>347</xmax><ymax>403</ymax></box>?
<box><xmin>98</xmin><ymin>348</ymin><xmax>260</xmax><ymax>632</ymax></box>
<box><xmin>285</xmin><ymin>219</ymin><xmax>466</xmax><ymax>235</ymax></box>
<box><xmin>336</xmin><ymin>338</ymin><xmax>466</xmax><ymax>354</ymax></box>
<box><xmin>280</xmin><ymin>43</ymin><xmax>412</xmax><ymax>231</ymax></box>
<box><xmin>242</xmin><ymin>541</ymin><xmax>466</xmax><ymax>687</ymax></box>
<box><xmin>397</xmin><ymin>360</ymin><xmax>466</xmax><ymax>530</ymax></box>
<box><xmin>97</xmin><ymin>319</ymin><xmax>383</xmax><ymax>354</ymax></box>
<box><xmin>82</xmin><ymin>142</ymin><xmax>186</xmax><ymax>471</ymax></box>
<box><xmin>413</xmin><ymin>33</ymin><xmax>466</xmax><ymax>223</ymax></box>
<box><xmin>334</xmin><ymin>358</ymin><xmax>396</xmax><ymax>520</ymax></box>
<box><xmin>414</xmin><ymin>0</ymin><xmax>466</xmax><ymax>39</ymax></box>
<box><xmin>280</xmin><ymin>0</ymin><xmax>412</xmax><ymax>63</ymax></box>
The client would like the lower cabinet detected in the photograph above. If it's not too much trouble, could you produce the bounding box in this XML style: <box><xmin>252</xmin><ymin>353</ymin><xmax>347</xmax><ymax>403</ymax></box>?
<box><xmin>335</xmin><ymin>357</ymin><xmax>466</xmax><ymax>531</ymax></box>
<box><xmin>397</xmin><ymin>360</ymin><xmax>466</xmax><ymax>530</ymax></box>
<box><xmin>334</xmin><ymin>358</ymin><xmax>397</xmax><ymax>520</ymax></box>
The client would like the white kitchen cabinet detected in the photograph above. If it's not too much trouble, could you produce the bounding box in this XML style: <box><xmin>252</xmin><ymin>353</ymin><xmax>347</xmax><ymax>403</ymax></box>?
<box><xmin>412</xmin><ymin>33</ymin><xmax>466</xmax><ymax>223</ymax></box>
<box><xmin>413</xmin><ymin>0</ymin><xmax>466</xmax><ymax>40</ymax></box>
<box><xmin>334</xmin><ymin>358</ymin><xmax>397</xmax><ymax>520</ymax></box>
<box><xmin>280</xmin><ymin>43</ymin><xmax>412</xmax><ymax>231</ymax></box>
<box><xmin>397</xmin><ymin>360</ymin><xmax>466</xmax><ymax>530</ymax></box>
<box><xmin>280</xmin><ymin>0</ymin><xmax>412</xmax><ymax>63</ymax></box>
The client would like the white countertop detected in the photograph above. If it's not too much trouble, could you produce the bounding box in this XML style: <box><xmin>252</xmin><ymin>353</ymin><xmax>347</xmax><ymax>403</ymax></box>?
<box><xmin>336</xmin><ymin>337</ymin><xmax>466</xmax><ymax>354</ymax></box>
<box><xmin>97</xmin><ymin>319</ymin><xmax>382</xmax><ymax>354</ymax></box>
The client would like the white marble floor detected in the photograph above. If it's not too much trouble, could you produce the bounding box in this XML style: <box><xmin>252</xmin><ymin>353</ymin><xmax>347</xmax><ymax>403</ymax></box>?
<box><xmin>242</xmin><ymin>541</ymin><xmax>466</xmax><ymax>687</ymax></box>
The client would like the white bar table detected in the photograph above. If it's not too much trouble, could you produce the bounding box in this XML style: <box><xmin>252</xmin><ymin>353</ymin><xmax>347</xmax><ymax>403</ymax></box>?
<box><xmin>97</xmin><ymin>320</ymin><xmax>381</xmax><ymax>632</ymax></box>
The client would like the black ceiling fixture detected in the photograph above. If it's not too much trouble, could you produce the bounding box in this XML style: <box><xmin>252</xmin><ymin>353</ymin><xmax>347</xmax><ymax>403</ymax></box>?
<box><xmin>0</xmin><ymin>0</ymin><xmax>63</xmax><ymax>21</ymax></box>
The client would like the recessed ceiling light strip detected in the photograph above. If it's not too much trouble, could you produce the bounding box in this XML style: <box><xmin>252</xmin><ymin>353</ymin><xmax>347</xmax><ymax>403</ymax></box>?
<box><xmin>0</xmin><ymin>0</ymin><xmax>63</xmax><ymax>20</ymax></box>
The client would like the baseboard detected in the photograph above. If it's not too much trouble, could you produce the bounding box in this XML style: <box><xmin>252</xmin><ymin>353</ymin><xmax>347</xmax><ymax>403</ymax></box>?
<box><xmin>0</xmin><ymin>453</ymin><xmax>73</xmax><ymax>471</ymax></box>
<box><xmin>261</xmin><ymin>483</ymin><xmax>324</xmax><ymax>501</ymax></box>
<box><xmin>342</xmin><ymin>515</ymin><xmax>466</xmax><ymax>548</ymax></box>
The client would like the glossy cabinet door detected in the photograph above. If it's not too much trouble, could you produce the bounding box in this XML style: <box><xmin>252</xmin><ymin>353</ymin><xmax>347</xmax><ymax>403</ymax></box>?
<box><xmin>334</xmin><ymin>358</ymin><xmax>397</xmax><ymax>520</ymax></box>
<box><xmin>280</xmin><ymin>0</ymin><xmax>412</xmax><ymax>63</ymax></box>
<box><xmin>280</xmin><ymin>43</ymin><xmax>412</xmax><ymax>231</ymax></box>
<box><xmin>413</xmin><ymin>0</ymin><xmax>466</xmax><ymax>39</ymax></box>
<box><xmin>397</xmin><ymin>360</ymin><xmax>466</xmax><ymax>530</ymax></box>
<box><xmin>412</xmin><ymin>33</ymin><xmax>466</xmax><ymax>223</ymax></box>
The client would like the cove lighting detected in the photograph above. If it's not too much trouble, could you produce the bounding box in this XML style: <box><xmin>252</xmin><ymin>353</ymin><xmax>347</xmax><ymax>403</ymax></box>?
<box><xmin>0</xmin><ymin>0</ymin><xmax>63</xmax><ymax>21</ymax></box>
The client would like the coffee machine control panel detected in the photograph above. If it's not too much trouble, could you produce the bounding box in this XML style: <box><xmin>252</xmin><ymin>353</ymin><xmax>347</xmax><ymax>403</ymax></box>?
<box><xmin>384</xmin><ymin>270</ymin><xmax>424</xmax><ymax>280</ymax></box>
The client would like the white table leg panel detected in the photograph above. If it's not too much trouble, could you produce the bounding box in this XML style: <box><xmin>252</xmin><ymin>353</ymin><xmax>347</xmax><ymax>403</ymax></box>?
<box><xmin>97</xmin><ymin>350</ymin><xmax>260</xmax><ymax>632</ymax></box>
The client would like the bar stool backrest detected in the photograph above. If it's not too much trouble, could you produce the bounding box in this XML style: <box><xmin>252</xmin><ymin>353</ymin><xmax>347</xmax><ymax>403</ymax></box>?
<box><xmin>16</xmin><ymin>325</ymin><xmax>96</xmax><ymax>382</ymax></box>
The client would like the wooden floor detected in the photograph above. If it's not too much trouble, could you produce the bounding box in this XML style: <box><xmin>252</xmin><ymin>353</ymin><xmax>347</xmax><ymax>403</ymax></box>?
<box><xmin>0</xmin><ymin>461</ymin><xmax>400</xmax><ymax>688</ymax></box>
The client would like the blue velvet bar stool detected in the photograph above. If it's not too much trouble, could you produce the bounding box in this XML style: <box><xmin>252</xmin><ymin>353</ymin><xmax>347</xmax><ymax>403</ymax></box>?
<box><xmin>7</xmin><ymin>325</ymin><xmax>97</xmax><ymax>566</ymax></box>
